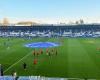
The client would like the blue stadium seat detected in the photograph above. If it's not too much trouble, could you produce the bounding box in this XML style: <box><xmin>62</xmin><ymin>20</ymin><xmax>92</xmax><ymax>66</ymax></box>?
<box><xmin>18</xmin><ymin>76</ymin><xmax>30</xmax><ymax>80</ymax></box>
<box><xmin>0</xmin><ymin>76</ymin><xmax>14</xmax><ymax>80</ymax></box>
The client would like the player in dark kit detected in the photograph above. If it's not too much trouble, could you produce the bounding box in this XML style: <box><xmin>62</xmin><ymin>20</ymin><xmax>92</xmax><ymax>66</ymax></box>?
<box><xmin>23</xmin><ymin>63</ymin><xmax>27</xmax><ymax>70</ymax></box>
<box><xmin>48</xmin><ymin>52</ymin><xmax>51</xmax><ymax>56</ymax></box>
<box><xmin>40</xmin><ymin>49</ymin><xmax>43</xmax><ymax>54</ymax></box>
<box><xmin>55</xmin><ymin>49</ymin><xmax>58</xmax><ymax>55</ymax></box>
<box><xmin>32</xmin><ymin>50</ymin><xmax>35</xmax><ymax>56</ymax></box>
<box><xmin>51</xmin><ymin>49</ymin><xmax>54</xmax><ymax>54</ymax></box>
<box><xmin>0</xmin><ymin>64</ymin><xmax>3</xmax><ymax>76</ymax></box>
<box><xmin>36</xmin><ymin>51</ymin><xmax>39</xmax><ymax>56</ymax></box>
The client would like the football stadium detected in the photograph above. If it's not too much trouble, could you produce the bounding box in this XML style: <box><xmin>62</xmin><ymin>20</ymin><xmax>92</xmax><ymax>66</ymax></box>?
<box><xmin>1</xmin><ymin>0</ymin><xmax>100</xmax><ymax>80</ymax></box>
<box><xmin>1</xmin><ymin>24</ymin><xmax>100</xmax><ymax>80</ymax></box>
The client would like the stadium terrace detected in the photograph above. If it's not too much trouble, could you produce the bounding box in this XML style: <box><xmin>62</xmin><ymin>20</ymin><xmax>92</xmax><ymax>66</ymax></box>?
<box><xmin>0</xmin><ymin>24</ymin><xmax>100</xmax><ymax>38</ymax></box>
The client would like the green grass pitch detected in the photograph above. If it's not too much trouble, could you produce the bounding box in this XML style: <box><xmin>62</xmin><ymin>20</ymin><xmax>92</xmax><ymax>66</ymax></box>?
<box><xmin>0</xmin><ymin>38</ymin><xmax>100</xmax><ymax>79</ymax></box>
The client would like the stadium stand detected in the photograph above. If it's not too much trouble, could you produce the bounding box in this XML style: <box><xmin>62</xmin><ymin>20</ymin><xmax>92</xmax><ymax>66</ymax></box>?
<box><xmin>0</xmin><ymin>76</ymin><xmax>14</xmax><ymax>80</ymax></box>
<box><xmin>0</xmin><ymin>76</ymin><xmax>97</xmax><ymax>80</ymax></box>
<box><xmin>0</xmin><ymin>24</ymin><xmax>100</xmax><ymax>38</ymax></box>
<box><xmin>0</xmin><ymin>76</ymin><xmax>69</xmax><ymax>80</ymax></box>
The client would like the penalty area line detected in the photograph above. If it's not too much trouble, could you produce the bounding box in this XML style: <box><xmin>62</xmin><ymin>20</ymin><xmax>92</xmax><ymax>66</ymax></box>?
<box><xmin>4</xmin><ymin>51</ymin><xmax>32</xmax><ymax>73</ymax></box>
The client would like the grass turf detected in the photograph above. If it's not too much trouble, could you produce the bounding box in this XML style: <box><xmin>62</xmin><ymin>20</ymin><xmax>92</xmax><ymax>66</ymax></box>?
<box><xmin>0</xmin><ymin>38</ymin><xmax>100</xmax><ymax>79</ymax></box>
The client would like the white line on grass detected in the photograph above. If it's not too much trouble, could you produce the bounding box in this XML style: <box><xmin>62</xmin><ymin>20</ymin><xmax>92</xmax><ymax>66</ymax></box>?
<box><xmin>4</xmin><ymin>38</ymin><xmax>51</xmax><ymax>73</ymax></box>
<box><xmin>4</xmin><ymin>51</ymin><xmax>32</xmax><ymax>73</ymax></box>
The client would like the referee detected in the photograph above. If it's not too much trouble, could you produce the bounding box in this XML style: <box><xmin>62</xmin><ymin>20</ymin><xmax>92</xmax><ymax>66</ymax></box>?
<box><xmin>23</xmin><ymin>63</ymin><xmax>27</xmax><ymax>70</ymax></box>
<box><xmin>0</xmin><ymin>64</ymin><xmax>3</xmax><ymax>76</ymax></box>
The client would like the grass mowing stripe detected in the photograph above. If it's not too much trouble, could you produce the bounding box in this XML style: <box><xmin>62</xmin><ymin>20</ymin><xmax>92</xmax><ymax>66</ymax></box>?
<box><xmin>4</xmin><ymin>51</ymin><xmax>32</xmax><ymax>73</ymax></box>
<box><xmin>73</xmin><ymin>38</ymin><xmax>100</xmax><ymax>78</ymax></box>
<box><xmin>67</xmin><ymin>38</ymin><xmax>100</xmax><ymax>78</ymax></box>
<box><xmin>78</xmin><ymin>38</ymin><xmax>100</xmax><ymax>78</ymax></box>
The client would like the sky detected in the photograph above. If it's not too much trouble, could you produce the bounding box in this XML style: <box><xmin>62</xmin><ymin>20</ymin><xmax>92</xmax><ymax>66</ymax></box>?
<box><xmin>0</xmin><ymin>0</ymin><xmax>100</xmax><ymax>23</ymax></box>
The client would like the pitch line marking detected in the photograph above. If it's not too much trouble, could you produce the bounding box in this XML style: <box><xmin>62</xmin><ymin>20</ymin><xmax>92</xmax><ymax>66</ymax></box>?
<box><xmin>4</xmin><ymin>51</ymin><xmax>32</xmax><ymax>73</ymax></box>
<box><xmin>4</xmin><ymin>38</ymin><xmax>51</xmax><ymax>73</ymax></box>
